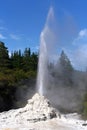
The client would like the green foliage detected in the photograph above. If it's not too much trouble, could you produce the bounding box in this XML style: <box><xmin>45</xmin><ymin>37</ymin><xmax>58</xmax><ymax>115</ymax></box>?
<box><xmin>83</xmin><ymin>102</ymin><xmax>87</xmax><ymax>114</ymax></box>
<box><xmin>13</xmin><ymin>69</ymin><xmax>28</xmax><ymax>81</ymax></box>
<box><xmin>11</xmin><ymin>50</ymin><xmax>23</xmax><ymax>69</ymax></box>
<box><xmin>0</xmin><ymin>41</ymin><xmax>87</xmax><ymax>115</ymax></box>
<box><xmin>0</xmin><ymin>41</ymin><xmax>10</xmax><ymax>69</ymax></box>
<box><xmin>0</xmin><ymin>41</ymin><xmax>38</xmax><ymax>111</ymax></box>
<box><xmin>30</xmin><ymin>52</ymin><xmax>38</xmax><ymax>70</ymax></box>
<box><xmin>82</xmin><ymin>93</ymin><xmax>87</xmax><ymax>119</ymax></box>
<box><xmin>0</xmin><ymin>41</ymin><xmax>38</xmax><ymax>86</ymax></box>
<box><xmin>26</xmin><ymin>70</ymin><xmax>37</xmax><ymax>78</ymax></box>
<box><xmin>24</xmin><ymin>48</ymin><xmax>31</xmax><ymax>57</ymax></box>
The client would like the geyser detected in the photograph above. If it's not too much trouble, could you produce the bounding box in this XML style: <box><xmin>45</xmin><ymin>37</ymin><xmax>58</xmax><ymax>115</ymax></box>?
<box><xmin>37</xmin><ymin>32</ymin><xmax>48</xmax><ymax>95</ymax></box>
<box><xmin>37</xmin><ymin>7</ymin><xmax>57</xmax><ymax>95</ymax></box>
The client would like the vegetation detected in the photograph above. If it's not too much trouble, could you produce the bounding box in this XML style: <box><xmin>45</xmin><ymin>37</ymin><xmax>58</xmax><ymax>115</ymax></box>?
<box><xmin>0</xmin><ymin>41</ymin><xmax>87</xmax><ymax>119</ymax></box>
<box><xmin>81</xmin><ymin>93</ymin><xmax>87</xmax><ymax>119</ymax></box>
<box><xmin>49</xmin><ymin>50</ymin><xmax>87</xmax><ymax>117</ymax></box>
<box><xmin>0</xmin><ymin>41</ymin><xmax>38</xmax><ymax>111</ymax></box>
<box><xmin>58</xmin><ymin>50</ymin><xmax>74</xmax><ymax>86</ymax></box>
<box><xmin>0</xmin><ymin>41</ymin><xmax>38</xmax><ymax>83</ymax></box>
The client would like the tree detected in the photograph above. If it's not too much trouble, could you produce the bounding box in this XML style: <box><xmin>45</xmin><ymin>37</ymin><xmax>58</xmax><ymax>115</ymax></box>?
<box><xmin>59</xmin><ymin>50</ymin><xmax>73</xmax><ymax>72</ymax></box>
<box><xmin>58</xmin><ymin>50</ymin><xmax>74</xmax><ymax>85</ymax></box>
<box><xmin>82</xmin><ymin>93</ymin><xmax>87</xmax><ymax>118</ymax></box>
<box><xmin>22</xmin><ymin>48</ymin><xmax>31</xmax><ymax>71</ymax></box>
<box><xmin>0</xmin><ymin>41</ymin><xmax>10</xmax><ymax>69</ymax></box>
<box><xmin>22</xmin><ymin>49</ymin><xmax>38</xmax><ymax>71</ymax></box>
<box><xmin>24</xmin><ymin>48</ymin><xmax>31</xmax><ymax>57</ymax></box>
<box><xmin>30</xmin><ymin>52</ymin><xmax>38</xmax><ymax>70</ymax></box>
<box><xmin>10</xmin><ymin>50</ymin><xmax>23</xmax><ymax>69</ymax></box>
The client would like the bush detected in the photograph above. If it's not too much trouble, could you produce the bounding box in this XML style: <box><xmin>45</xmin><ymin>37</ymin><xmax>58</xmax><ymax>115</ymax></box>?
<box><xmin>13</xmin><ymin>69</ymin><xmax>28</xmax><ymax>82</ymax></box>
<box><xmin>82</xmin><ymin>93</ymin><xmax>87</xmax><ymax>119</ymax></box>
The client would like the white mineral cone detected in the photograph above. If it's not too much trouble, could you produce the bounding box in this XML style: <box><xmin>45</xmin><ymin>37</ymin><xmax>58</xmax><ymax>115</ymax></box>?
<box><xmin>21</xmin><ymin>93</ymin><xmax>59</xmax><ymax>122</ymax></box>
<box><xmin>0</xmin><ymin>93</ymin><xmax>60</xmax><ymax>127</ymax></box>
<box><xmin>0</xmin><ymin>93</ymin><xmax>87</xmax><ymax>130</ymax></box>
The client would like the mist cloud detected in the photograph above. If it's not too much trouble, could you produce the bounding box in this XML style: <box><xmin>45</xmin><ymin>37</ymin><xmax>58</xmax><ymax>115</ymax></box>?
<box><xmin>41</xmin><ymin>6</ymin><xmax>58</xmax><ymax>56</ymax></box>
<box><xmin>43</xmin><ymin>7</ymin><xmax>87</xmax><ymax>70</ymax></box>
<box><xmin>68</xmin><ymin>29</ymin><xmax>87</xmax><ymax>70</ymax></box>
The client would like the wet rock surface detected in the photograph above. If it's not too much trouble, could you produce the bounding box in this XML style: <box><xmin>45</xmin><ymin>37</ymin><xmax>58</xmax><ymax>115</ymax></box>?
<box><xmin>0</xmin><ymin>93</ymin><xmax>87</xmax><ymax>130</ymax></box>
<box><xmin>24</xmin><ymin>93</ymin><xmax>58</xmax><ymax>122</ymax></box>
<box><xmin>0</xmin><ymin>93</ymin><xmax>58</xmax><ymax>125</ymax></box>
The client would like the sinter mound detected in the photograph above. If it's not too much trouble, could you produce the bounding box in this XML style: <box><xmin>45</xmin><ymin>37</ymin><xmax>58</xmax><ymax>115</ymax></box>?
<box><xmin>0</xmin><ymin>93</ymin><xmax>60</xmax><ymax>124</ymax></box>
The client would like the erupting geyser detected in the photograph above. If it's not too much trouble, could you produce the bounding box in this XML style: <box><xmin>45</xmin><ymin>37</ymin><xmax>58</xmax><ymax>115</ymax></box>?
<box><xmin>37</xmin><ymin>7</ymin><xmax>56</xmax><ymax>95</ymax></box>
<box><xmin>37</xmin><ymin>32</ymin><xmax>48</xmax><ymax>95</ymax></box>
<box><xmin>0</xmin><ymin>6</ymin><xmax>87</xmax><ymax>130</ymax></box>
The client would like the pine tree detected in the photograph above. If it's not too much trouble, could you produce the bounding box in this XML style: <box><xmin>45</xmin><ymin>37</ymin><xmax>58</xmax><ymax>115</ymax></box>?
<box><xmin>59</xmin><ymin>50</ymin><xmax>74</xmax><ymax>85</ymax></box>
<box><xmin>24</xmin><ymin>48</ymin><xmax>31</xmax><ymax>57</ymax></box>
<box><xmin>59</xmin><ymin>50</ymin><xmax>73</xmax><ymax>73</ymax></box>
<box><xmin>0</xmin><ymin>41</ymin><xmax>10</xmax><ymax>69</ymax></box>
<box><xmin>30</xmin><ymin>52</ymin><xmax>38</xmax><ymax>70</ymax></box>
<box><xmin>10</xmin><ymin>50</ymin><xmax>23</xmax><ymax>69</ymax></box>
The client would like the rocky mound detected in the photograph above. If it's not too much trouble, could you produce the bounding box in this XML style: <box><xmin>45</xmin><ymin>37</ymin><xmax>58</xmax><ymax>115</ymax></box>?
<box><xmin>0</xmin><ymin>93</ymin><xmax>59</xmax><ymax>125</ymax></box>
<box><xmin>0</xmin><ymin>94</ymin><xmax>87</xmax><ymax>130</ymax></box>
<box><xmin>24</xmin><ymin>93</ymin><xmax>59</xmax><ymax>122</ymax></box>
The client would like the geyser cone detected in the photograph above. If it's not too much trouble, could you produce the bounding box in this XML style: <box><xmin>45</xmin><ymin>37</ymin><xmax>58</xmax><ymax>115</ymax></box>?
<box><xmin>0</xmin><ymin>93</ymin><xmax>87</xmax><ymax>130</ymax></box>
<box><xmin>0</xmin><ymin>93</ymin><xmax>58</xmax><ymax>124</ymax></box>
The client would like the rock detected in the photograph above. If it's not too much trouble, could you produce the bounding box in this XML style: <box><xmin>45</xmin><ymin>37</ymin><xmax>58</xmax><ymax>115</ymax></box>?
<box><xmin>0</xmin><ymin>94</ymin><xmax>87</xmax><ymax>129</ymax></box>
<box><xmin>0</xmin><ymin>93</ymin><xmax>60</xmax><ymax>125</ymax></box>
<box><xmin>82</xmin><ymin>123</ymin><xmax>87</xmax><ymax>126</ymax></box>
<box><xmin>20</xmin><ymin>93</ymin><xmax>59</xmax><ymax>122</ymax></box>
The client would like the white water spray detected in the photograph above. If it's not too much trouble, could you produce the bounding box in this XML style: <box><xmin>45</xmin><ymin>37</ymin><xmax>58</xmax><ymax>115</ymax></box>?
<box><xmin>37</xmin><ymin>32</ymin><xmax>48</xmax><ymax>95</ymax></box>
<box><xmin>37</xmin><ymin>7</ymin><xmax>57</xmax><ymax>95</ymax></box>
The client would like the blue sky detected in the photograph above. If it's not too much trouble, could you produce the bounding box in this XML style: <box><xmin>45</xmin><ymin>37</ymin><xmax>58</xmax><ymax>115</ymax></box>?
<box><xmin>0</xmin><ymin>0</ymin><xmax>87</xmax><ymax>70</ymax></box>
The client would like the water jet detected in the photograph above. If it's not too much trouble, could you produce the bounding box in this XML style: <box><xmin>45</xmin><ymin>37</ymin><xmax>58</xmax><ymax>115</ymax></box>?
<box><xmin>36</xmin><ymin>7</ymin><xmax>55</xmax><ymax>95</ymax></box>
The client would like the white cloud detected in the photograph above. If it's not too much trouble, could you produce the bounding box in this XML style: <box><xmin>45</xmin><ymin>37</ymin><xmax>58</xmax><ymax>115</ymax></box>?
<box><xmin>10</xmin><ymin>34</ymin><xmax>20</xmax><ymax>40</ymax></box>
<box><xmin>0</xmin><ymin>34</ymin><xmax>6</xmax><ymax>39</ymax></box>
<box><xmin>77</xmin><ymin>29</ymin><xmax>87</xmax><ymax>44</ymax></box>
<box><xmin>68</xmin><ymin>29</ymin><xmax>87</xmax><ymax>70</ymax></box>
<box><xmin>70</xmin><ymin>45</ymin><xmax>87</xmax><ymax>70</ymax></box>
<box><xmin>72</xmin><ymin>29</ymin><xmax>87</xmax><ymax>46</ymax></box>
<box><xmin>79</xmin><ymin>29</ymin><xmax>87</xmax><ymax>37</ymax></box>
